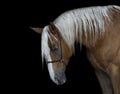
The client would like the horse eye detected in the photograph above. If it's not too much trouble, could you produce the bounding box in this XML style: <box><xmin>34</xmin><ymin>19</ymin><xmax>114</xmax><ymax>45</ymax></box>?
<box><xmin>52</xmin><ymin>47</ymin><xmax>58</xmax><ymax>52</ymax></box>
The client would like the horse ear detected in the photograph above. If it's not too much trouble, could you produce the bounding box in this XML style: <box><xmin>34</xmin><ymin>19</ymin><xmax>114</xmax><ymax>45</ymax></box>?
<box><xmin>30</xmin><ymin>27</ymin><xmax>43</xmax><ymax>34</ymax></box>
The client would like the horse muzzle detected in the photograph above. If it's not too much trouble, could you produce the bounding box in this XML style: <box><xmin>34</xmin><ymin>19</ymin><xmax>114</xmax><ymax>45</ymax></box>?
<box><xmin>53</xmin><ymin>70</ymin><xmax>66</xmax><ymax>85</ymax></box>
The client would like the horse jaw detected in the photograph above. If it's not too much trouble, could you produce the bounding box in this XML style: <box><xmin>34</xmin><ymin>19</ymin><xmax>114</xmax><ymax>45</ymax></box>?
<box><xmin>47</xmin><ymin>63</ymin><xmax>66</xmax><ymax>85</ymax></box>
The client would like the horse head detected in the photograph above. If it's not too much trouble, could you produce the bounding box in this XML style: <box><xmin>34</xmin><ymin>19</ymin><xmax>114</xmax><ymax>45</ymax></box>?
<box><xmin>31</xmin><ymin>22</ymin><xmax>72</xmax><ymax>85</ymax></box>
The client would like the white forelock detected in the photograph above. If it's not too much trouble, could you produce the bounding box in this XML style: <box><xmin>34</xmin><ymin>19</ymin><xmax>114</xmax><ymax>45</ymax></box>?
<box><xmin>41</xmin><ymin>26</ymin><xmax>50</xmax><ymax>63</ymax></box>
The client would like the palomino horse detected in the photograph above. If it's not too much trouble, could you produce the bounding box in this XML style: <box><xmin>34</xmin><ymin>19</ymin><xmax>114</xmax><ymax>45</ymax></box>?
<box><xmin>32</xmin><ymin>5</ymin><xmax>120</xmax><ymax>94</ymax></box>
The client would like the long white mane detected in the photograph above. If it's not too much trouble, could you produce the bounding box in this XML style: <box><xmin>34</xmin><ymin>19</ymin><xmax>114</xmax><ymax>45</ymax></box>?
<box><xmin>54</xmin><ymin>5</ymin><xmax>120</xmax><ymax>47</ymax></box>
<box><xmin>41</xmin><ymin>5</ymin><xmax>120</xmax><ymax>62</ymax></box>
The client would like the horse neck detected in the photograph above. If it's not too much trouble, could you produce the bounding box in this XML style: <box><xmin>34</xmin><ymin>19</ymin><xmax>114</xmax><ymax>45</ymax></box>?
<box><xmin>56</xmin><ymin>24</ymin><xmax>102</xmax><ymax>51</ymax></box>
<box><xmin>75</xmin><ymin>27</ymin><xmax>106</xmax><ymax>49</ymax></box>
<box><xmin>54</xmin><ymin>6</ymin><xmax>113</xmax><ymax>49</ymax></box>
<box><xmin>55</xmin><ymin>21</ymin><xmax>104</xmax><ymax>50</ymax></box>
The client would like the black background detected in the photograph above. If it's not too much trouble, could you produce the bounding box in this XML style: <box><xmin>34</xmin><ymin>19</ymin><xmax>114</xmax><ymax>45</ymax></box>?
<box><xmin>14</xmin><ymin>0</ymin><xmax>120</xmax><ymax>93</ymax></box>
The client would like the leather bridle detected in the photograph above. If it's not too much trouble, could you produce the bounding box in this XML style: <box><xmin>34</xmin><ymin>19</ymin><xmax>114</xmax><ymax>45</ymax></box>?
<box><xmin>47</xmin><ymin>34</ymin><xmax>66</xmax><ymax>66</ymax></box>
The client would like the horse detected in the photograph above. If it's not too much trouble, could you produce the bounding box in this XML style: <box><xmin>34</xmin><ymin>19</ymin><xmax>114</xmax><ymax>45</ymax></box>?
<box><xmin>31</xmin><ymin>5</ymin><xmax>120</xmax><ymax>94</ymax></box>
